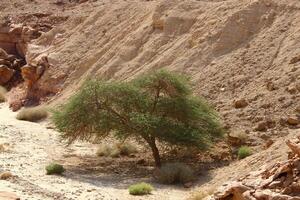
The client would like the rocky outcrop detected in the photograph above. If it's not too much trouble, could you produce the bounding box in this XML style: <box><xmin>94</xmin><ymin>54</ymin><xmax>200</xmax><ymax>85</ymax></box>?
<box><xmin>0</xmin><ymin>24</ymin><xmax>41</xmax><ymax>57</ymax></box>
<box><xmin>212</xmin><ymin>135</ymin><xmax>300</xmax><ymax>200</ymax></box>
<box><xmin>0</xmin><ymin>65</ymin><xmax>14</xmax><ymax>85</ymax></box>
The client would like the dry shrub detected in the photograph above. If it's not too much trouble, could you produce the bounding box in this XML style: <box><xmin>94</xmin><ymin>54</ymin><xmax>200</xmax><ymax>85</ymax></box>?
<box><xmin>155</xmin><ymin>163</ymin><xmax>195</xmax><ymax>184</ymax></box>
<box><xmin>189</xmin><ymin>187</ymin><xmax>215</xmax><ymax>200</ymax></box>
<box><xmin>96</xmin><ymin>142</ymin><xmax>138</xmax><ymax>158</ymax></box>
<box><xmin>96</xmin><ymin>144</ymin><xmax>112</xmax><ymax>157</ymax></box>
<box><xmin>0</xmin><ymin>86</ymin><xmax>7</xmax><ymax>103</ymax></box>
<box><xmin>16</xmin><ymin>106</ymin><xmax>48</xmax><ymax>122</ymax></box>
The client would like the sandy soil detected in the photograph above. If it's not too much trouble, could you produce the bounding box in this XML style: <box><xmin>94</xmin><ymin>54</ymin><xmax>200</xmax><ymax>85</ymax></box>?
<box><xmin>0</xmin><ymin>103</ymin><xmax>191</xmax><ymax>200</ymax></box>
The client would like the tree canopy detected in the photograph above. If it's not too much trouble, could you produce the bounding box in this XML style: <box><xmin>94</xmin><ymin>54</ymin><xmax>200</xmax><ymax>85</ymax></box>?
<box><xmin>52</xmin><ymin>70</ymin><xmax>223</xmax><ymax>167</ymax></box>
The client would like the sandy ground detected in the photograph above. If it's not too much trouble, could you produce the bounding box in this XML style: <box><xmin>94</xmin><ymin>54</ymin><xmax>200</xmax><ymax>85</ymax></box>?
<box><xmin>0</xmin><ymin>103</ymin><xmax>192</xmax><ymax>200</ymax></box>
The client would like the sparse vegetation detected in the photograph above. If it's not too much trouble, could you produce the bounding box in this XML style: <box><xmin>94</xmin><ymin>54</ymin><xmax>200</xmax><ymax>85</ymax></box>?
<box><xmin>128</xmin><ymin>182</ymin><xmax>153</xmax><ymax>196</ymax></box>
<box><xmin>0</xmin><ymin>86</ymin><xmax>7</xmax><ymax>103</ymax></box>
<box><xmin>16</xmin><ymin>106</ymin><xmax>48</xmax><ymax>122</ymax></box>
<box><xmin>238</xmin><ymin>146</ymin><xmax>252</xmax><ymax>159</ymax></box>
<box><xmin>155</xmin><ymin>162</ymin><xmax>195</xmax><ymax>184</ymax></box>
<box><xmin>52</xmin><ymin>70</ymin><xmax>223</xmax><ymax>167</ymax></box>
<box><xmin>45</xmin><ymin>163</ymin><xmax>65</xmax><ymax>175</ymax></box>
<box><xmin>96</xmin><ymin>144</ymin><xmax>113</xmax><ymax>157</ymax></box>
<box><xmin>189</xmin><ymin>187</ymin><xmax>215</xmax><ymax>200</ymax></box>
<box><xmin>96</xmin><ymin>142</ymin><xmax>138</xmax><ymax>157</ymax></box>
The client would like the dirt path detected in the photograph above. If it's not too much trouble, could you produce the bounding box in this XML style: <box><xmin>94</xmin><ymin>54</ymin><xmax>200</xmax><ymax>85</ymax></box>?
<box><xmin>0</xmin><ymin>103</ymin><xmax>191</xmax><ymax>200</ymax></box>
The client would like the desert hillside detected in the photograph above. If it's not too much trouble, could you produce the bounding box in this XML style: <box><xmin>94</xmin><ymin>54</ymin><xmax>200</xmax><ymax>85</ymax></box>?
<box><xmin>0</xmin><ymin>0</ymin><xmax>300</xmax><ymax>199</ymax></box>
<box><xmin>1</xmin><ymin>0</ymin><xmax>300</xmax><ymax>140</ymax></box>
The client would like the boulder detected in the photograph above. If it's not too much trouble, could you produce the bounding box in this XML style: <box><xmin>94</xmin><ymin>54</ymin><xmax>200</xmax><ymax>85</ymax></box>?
<box><xmin>0</xmin><ymin>65</ymin><xmax>15</xmax><ymax>85</ymax></box>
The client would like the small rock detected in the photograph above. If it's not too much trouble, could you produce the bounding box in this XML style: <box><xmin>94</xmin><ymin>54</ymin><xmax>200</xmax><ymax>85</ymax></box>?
<box><xmin>287</xmin><ymin>117</ymin><xmax>300</xmax><ymax>126</ymax></box>
<box><xmin>255</xmin><ymin>122</ymin><xmax>268</xmax><ymax>132</ymax></box>
<box><xmin>263</xmin><ymin>139</ymin><xmax>274</xmax><ymax>149</ymax></box>
<box><xmin>0</xmin><ymin>171</ymin><xmax>13</xmax><ymax>180</ymax></box>
<box><xmin>233</xmin><ymin>99</ymin><xmax>248</xmax><ymax>109</ymax></box>
<box><xmin>290</xmin><ymin>55</ymin><xmax>300</xmax><ymax>64</ymax></box>
<box><xmin>266</xmin><ymin>81</ymin><xmax>277</xmax><ymax>91</ymax></box>
<box><xmin>287</xmin><ymin>85</ymin><xmax>298</xmax><ymax>94</ymax></box>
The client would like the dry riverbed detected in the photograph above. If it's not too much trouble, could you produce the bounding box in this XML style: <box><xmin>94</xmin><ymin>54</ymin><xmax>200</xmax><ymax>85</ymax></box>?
<box><xmin>0</xmin><ymin>103</ymin><xmax>191</xmax><ymax>200</ymax></box>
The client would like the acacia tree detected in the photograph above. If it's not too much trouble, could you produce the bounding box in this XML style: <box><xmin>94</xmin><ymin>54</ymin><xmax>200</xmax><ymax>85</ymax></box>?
<box><xmin>52</xmin><ymin>70</ymin><xmax>223</xmax><ymax>167</ymax></box>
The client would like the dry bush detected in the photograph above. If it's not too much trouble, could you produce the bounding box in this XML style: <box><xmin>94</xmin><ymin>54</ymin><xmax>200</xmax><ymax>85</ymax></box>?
<box><xmin>0</xmin><ymin>86</ymin><xmax>7</xmax><ymax>103</ymax></box>
<box><xmin>155</xmin><ymin>162</ymin><xmax>195</xmax><ymax>184</ymax></box>
<box><xmin>96</xmin><ymin>144</ymin><xmax>112</xmax><ymax>157</ymax></box>
<box><xmin>189</xmin><ymin>187</ymin><xmax>215</xmax><ymax>200</ymax></box>
<box><xmin>96</xmin><ymin>142</ymin><xmax>138</xmax><ymax>158</ymax></box>
<box><xmin>16</xmin><ymin>106</ymin><xmax>48</xmax><ymax>122</ymax></box>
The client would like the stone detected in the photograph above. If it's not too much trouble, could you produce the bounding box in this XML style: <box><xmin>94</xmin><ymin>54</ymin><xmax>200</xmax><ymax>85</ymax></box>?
<box><xmin>287</xmin><ymin>85</ymin><xmax>298</xmax><ymax>94</ymax></box>
<box><xmin>0</xmin><ymin>65</ymin><xmax>15</xmax><ymax>85</ymax></box>
<box><xmin>286</xmin><ymin>138</ymin><xmax>300</xmax><ymax>157</ymax></box>
<box><xmin>287</xmin><ymin>117</ymin><xmax>299</xmax><ymax>126</ymax></box>
<box><xmin>255</xmin><ymin>122</ymin><xmax>268</xmax><ymax>132</ymax></box>
<box><xmin>0</xmin><ymin>171</ymin><xmax>13</xmax><ymax>180</ymax></box>
<box><xmin>266</xmin><ymin>81</ymin><xmax>277</xmax><ymax>91</ymax></box>
<box><xmin>233</xmin><ymin>99</ymin><xmax>248</xmax><ymax>109</ymax></box>
<box><xmin>290</xmin><ymin>55</ymin><xmax>300</xmax><ymax>64</ymax></box>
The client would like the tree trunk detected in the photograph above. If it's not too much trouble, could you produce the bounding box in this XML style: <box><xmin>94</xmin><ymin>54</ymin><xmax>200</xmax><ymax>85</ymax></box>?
<box><xmin>148</xmin><ymin>137</ymin><xmax>161</xmax><ymax>167</ymax></box>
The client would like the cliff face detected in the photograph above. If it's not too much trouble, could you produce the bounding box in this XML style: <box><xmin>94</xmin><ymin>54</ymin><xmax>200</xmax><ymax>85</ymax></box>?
<box><xmin>0</xmin><ymin>0</ymin><xmax>300</xmax><ymax>141</ymax></box>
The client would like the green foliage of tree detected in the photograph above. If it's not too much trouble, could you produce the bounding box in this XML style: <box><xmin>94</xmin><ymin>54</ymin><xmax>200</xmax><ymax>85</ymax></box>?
<box><xmin>52</xmin><ymin>70</ymin><xmax>223</xmax><ymax>167</ymax></box>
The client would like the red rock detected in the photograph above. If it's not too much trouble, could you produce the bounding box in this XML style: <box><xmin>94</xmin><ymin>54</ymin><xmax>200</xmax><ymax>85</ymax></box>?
<box><xmin>233</xmin><ymin>99</ymin><xmax>248</xmax><ymax>109</ymax></box>
<box><xmin>0</xmin><ymin>65</ymin><xmax>14</xmax><ymax>85</ymax></box>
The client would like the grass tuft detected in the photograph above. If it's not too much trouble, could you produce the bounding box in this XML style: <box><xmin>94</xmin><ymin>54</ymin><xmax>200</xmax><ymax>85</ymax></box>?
<box><xmin>45</xmin><ymin>163</ymin><xmax>65</xmax><ymax>175</ymax></box>
<box><xmin>129</xmin><ymin>182</ymin><xmax>153</xmax><ymax>196</ymax></box>
<box><xmin>16</xmin><ymin>106</ymin><xmax>48</xmax><ymax>122</ymax></box>
<box><xmin>238</xmin><ymin>146</ymin><xmax>252</xmax><ymax>159</ymax></box>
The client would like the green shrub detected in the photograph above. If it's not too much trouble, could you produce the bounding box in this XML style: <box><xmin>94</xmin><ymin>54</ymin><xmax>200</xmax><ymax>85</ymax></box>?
<box><xmin>16</xmin><ymin>106</ymin><xmax>48</xmax><ymax>122</ymax></box>
<box><xmin>52</xmin><ymin>70</ymin><xmax>223</xmax><ymax>167</ymax></box>
<box><xmin>45</xmin><ymin>163</ymin><xmax>65</xmax><ymax>175</ymax></box>
<box><xmin>0</xmin><ymin>86</ymin><xmax>7</xmax><ymax>103</ymax></box>
<box><xmin>155</xmin><ymin>163</ymin><xmax>195</xmax><ymax>184</ymax></box>
<box><xmin>129</xmin><ymin>182</ymin><xmax>153</xmax><ymax>196</ymax></box>
<box><xmin>238</xmin><ymin>146</ymin><xmax>252</xmax><ymax>159</ymax></box>
<box><xmin>96</xmin><ymin>142</ymin><xmax>138</xmax><ymax>158</ymax></box>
